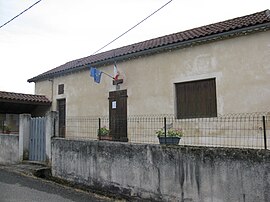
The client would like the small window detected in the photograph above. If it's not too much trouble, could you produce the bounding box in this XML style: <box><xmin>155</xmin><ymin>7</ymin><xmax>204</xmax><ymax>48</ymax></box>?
<box><xmin>58</xmin><ymin>84</ymin><xmax>64</xmax><ymax>95</ymax></box>
<box><xmin>175</xmin><ymin>78</ymin><xmax>217</xmax><ymax>119</ymax></box>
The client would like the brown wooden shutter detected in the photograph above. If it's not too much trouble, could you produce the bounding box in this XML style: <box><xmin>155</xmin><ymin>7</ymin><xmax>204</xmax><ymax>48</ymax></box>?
<box><xmin>176</xmin><ymin>78</ymin><xmax>217</xmax><ymax>119</ymax></box>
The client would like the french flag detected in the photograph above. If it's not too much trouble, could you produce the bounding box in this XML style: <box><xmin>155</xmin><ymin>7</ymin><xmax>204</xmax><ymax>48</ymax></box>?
<box><xmin>113</xmin><ymin>63</ymin><xmax>120</xmax><ymax>80</ymax></box>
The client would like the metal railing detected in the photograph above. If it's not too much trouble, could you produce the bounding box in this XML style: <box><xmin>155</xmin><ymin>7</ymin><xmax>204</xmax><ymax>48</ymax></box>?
<box><xmin>65</xmin><ymin>113</ymin><xmax>269</xmax><ymax>150</ymax></box>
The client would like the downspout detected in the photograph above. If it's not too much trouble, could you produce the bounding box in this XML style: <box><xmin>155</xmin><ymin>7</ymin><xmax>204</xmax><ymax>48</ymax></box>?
<box><xmin>49</xmin><ymin>79</ymin><xmax>54</xmax><ymax>111</ymax></box>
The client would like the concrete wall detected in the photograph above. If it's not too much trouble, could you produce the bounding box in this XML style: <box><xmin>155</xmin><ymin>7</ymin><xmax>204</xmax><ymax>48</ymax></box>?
<box><xmin>35</xmin><ymin>30</ymin><xmax>270</xmax><ymax>118</ymax></box>
<box><xmin>0</xmin><ymin>134</ymin><xmax>19</xmax><ymax>164</ymax></box>
<box><xmin>19</xmin><ymin>112</ymin><xmax>58</xmax><ymax>164</ymax></box>
<box><xmin>52</xmin><ymin>138</ymin><xmax>270</xmax><ymax>202</ymax></box>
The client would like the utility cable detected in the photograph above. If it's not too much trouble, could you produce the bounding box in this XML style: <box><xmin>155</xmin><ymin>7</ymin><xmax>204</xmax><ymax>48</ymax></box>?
<box><xmin>92</xmin><ymin>0</ymin><xmax>173</xmax><ymax>54</ymax></box>
<box><xmin>89</xmin><ymin>0</ymin><xmax>173</xmax><ymax>81</ymax></box>
<box><xmin>0</xmin><ymin>0</ymin><xmax>42</xmax><ymax>29</ymax></box>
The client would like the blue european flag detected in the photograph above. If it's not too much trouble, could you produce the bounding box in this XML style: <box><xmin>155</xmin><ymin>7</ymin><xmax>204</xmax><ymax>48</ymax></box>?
<box><xmin>90</xmin><ymin>67</ymin><xmax>102</xmax><ymax>83</ymax></box>
<box><xmin>90</xmin><ymin>67</ymin><xmax>95</xmax><ymax>77</ymax></box>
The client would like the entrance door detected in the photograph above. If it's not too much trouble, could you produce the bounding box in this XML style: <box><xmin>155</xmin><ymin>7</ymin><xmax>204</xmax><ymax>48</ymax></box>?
<box><xmin>109</xmin><ymin>89</ymin><xmax>128</xmax><ymax>142</ymax></box>
<box><xmin>57</xmin><ymin>99</ymin><xmax>66</xmax><ymax>138</ymax></box>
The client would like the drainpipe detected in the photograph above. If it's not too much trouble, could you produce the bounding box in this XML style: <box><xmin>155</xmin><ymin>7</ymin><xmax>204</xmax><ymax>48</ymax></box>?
<box><xmin>49</xmin><ymin>79</ymin><xmax>54</xmax><ymax>111</ymax></box>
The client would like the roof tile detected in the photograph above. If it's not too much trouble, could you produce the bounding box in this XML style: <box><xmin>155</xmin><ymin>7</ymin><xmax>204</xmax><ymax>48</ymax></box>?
<box><xmin>0</xmin><ymin>91</ymin><xmax>51</xmax><ymax>104</ymax></box>
<box><xmin>28</xmin><ymin>9</ymin><xmax>270</xmax><ymax>82</ymax></box>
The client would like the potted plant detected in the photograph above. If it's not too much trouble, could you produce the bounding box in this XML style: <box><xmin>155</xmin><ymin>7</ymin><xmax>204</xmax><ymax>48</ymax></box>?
<box><xmin>98</xmin><ymin>126</ymin><xmax>112</xmax><ymax>141</ymax></box>
<box><xmin>1</xmin><ymin>125</ymin><xmax>11</xmax><ymax>134</ymax></box>
<box><xmin>156</xmin><ymin>128</ymin><xmax>183</xmax><ymax>145</ymax></box>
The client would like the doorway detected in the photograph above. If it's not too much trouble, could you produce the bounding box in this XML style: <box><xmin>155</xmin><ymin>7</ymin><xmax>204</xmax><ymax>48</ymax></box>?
<box><xmin>108</xmin><ymin>90</ymin><xmax>128</xmax><ymax>142</ymax></box>
<box><xmin>57</xmin><ymin>99</ymin><xmax>66</xmax><ymax>138</ymax></box>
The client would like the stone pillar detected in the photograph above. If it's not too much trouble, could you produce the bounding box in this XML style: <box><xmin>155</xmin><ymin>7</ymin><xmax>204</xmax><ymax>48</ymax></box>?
<box><xmin>45</xmin><ymin>111</ymin><xmax>58</xmax><ymax>165</ymax></box>
<box><xmin>19</xmin><ymin>114</ymin><xmax>31</xmax><ymax>161</ymax></box>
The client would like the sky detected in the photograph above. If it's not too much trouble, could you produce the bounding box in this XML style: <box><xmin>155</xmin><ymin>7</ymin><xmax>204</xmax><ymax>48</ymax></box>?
<box><xmin>0</xmin><ymin>0</ymin><xmax>269</xmax><ymax>94</ymax></box>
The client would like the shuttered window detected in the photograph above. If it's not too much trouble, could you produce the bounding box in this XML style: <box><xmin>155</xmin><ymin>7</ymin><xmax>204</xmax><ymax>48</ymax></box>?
<box><xmin>58</xmin><ymin>84</ymin><xmax>64</xmax><ymax>95</ymax></box>
<box><xmin>175</xmin><ymin>78</ymin><xmax>217</xmax><ymax>119</ymax></box>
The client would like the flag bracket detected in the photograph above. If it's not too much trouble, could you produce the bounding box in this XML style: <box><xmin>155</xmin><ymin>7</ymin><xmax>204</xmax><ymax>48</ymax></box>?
<box><xmin>113</xmin><ymin>79</ymin><xmax>123</xmax><ymax>85</ymax></box>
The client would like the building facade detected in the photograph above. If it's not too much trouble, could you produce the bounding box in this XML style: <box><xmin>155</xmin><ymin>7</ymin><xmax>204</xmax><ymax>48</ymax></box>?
<box><xmin>28</xmin><ymin>10</ymin><xmax>270</xmax><ymax>140</ymax></box>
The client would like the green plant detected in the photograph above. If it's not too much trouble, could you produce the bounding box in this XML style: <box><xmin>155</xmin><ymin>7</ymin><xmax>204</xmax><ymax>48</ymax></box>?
<box><xmin>156</xmin><ymin>128</ymin><xmax>183</xmax><ymax>138</ymax></box>
<box><xmin>98</xmin><ymin>126</ymin><xmax>110</xmax><ymax>136</ymax></box>
<box><xmin>1</xmin><ymin>125</ymin><xmax>11</xmax><ymax>134</ymax></box>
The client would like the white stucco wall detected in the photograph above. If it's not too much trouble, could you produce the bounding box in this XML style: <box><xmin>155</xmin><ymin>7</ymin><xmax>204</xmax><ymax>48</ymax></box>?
<box><xmin>35</xmin><ymin>30</ymin><xmax>270</xmax><ymax>117</ymax></box>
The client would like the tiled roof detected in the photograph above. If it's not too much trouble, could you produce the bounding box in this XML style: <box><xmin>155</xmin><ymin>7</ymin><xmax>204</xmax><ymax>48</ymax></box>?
<box><xmin>0</xmin><ymin>91</ymin><xmax>51</xmax><ymax>104</ymax></box>
<box><xmin>28</xmin><ymin>9</ymin><xmax>270</xmax><ymax>82</ymax></box>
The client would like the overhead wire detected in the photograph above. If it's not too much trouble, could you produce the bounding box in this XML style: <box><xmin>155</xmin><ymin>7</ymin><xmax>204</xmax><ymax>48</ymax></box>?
<box><xmin>1</xmin><ymin>0</ymin><xmax>173</xmax><ymax>84</ymax></box>
<box><xmin>89</xmin><ymin>0</ymin><xmax>173</xmax><ymax>81</ymax></box>
<box><xmin>92</xmin><ymin>0</ymin><xmax>173</xmax><ymax>54</ymax></box>
<box><xmin>1</xmin><ymin>0</ymin><xmax>172</xmax><ymax>54</ymax></box>
<box><xmin>0</xmin><ymin>0</ymin><xmax>42</xmax><ymax>29</ymax></box>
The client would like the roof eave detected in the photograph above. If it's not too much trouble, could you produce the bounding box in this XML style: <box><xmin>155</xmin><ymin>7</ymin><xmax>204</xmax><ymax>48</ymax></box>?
<box><xmin>0</xmin><ymin>98</ymin><xmax>51</xmax><ymax>106</ymax></box>
<box><xmin>28</xmin><ymin>21</ymin><xmax>270</xmax><ymax>83</ymax></box>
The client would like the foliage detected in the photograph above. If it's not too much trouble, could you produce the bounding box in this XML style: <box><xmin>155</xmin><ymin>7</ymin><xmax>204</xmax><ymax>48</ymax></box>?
<box><xmin>156</xmin><ymin>128</ymin><xmax>183</xmax><ymax>138</ymax></box>
<box><xmin>98</xmin><ymin>126</ymin><xmax>110</xmax><ymax>136</ymax></box>
<box><xmin>0</xmin><ymin>125</ymin><xmax>11</xmax><ymax>134</ymax></box>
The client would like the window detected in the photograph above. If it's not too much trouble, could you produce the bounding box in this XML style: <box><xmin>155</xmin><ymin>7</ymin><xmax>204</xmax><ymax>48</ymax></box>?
<box><xmin>58</xmin><ymin>84</ymin><xmax>64</xmax><ymax>95</ymax></box>
<box><xmin>175</xmin><ymin>78</ymin><xmax>217</xmax><ymax>119</ymax></box>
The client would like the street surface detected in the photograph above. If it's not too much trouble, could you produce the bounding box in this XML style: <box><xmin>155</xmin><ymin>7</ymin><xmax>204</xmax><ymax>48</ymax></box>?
<box><xmin>0</xmin><ymin>168</ymin><xmax>114</xmax><ymax>202</ymax></box>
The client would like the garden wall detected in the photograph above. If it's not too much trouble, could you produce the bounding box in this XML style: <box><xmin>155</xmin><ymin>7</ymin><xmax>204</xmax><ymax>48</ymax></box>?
<box><xmin>0</xmin><ymin>134</ymin><xmax>19</xmax><ymax>164</ymax></box>
<box><xmin>52</xmin><ymin>138</ymin><xmax>270</xmax><ymax>201</ymax></box>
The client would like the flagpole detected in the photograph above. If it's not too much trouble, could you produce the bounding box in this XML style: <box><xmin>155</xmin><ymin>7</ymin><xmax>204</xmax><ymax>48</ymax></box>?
<box><xmin>102</xmin><ymin>71</ymin><xmax>115</xmax><ymax>80</ymax></box>
<box><xmin>88</xmin><ymin>65</ymin><xmax>115</xmax><ymax>80</ymax></box>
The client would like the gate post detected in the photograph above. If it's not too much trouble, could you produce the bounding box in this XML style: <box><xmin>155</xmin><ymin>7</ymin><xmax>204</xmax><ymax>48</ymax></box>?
<box><xmin>19</xmin><ymin>114</ymin><xmax>31</xmax><ymax>161</ymax></box>
<box><xmin>45</xmin><ymin>111</ymin><xmax>58</xmax><ymax>165</ymax></box>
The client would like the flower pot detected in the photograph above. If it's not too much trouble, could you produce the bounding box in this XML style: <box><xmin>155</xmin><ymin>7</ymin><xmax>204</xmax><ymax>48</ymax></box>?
<box><xmin>158</xmin><ymin>137</ymin><xmax>180</xmax><ymax>145</ymax></box>
<box><xmin>99</xmin><ymin>135</ymin><xmax>113</xmax><ymax>141</ymax></box>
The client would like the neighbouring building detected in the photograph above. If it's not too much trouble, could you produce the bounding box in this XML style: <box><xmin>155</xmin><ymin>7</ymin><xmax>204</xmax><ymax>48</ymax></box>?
<box><xmin>0</xmin><ymin>91</ymin><xmax>51</xmax><ymax>133</ymax></box>
<box><xmin>28</xmin><ymin>10</ymin><xmax>270</xmax><ymax>140</ymax></box>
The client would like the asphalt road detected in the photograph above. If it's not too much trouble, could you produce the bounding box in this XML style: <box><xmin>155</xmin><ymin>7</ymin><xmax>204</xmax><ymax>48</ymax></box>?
<box><xmin>0</xmin><ymin>168</ymin><xmax>114</xmax><ymax>202</ymax></box>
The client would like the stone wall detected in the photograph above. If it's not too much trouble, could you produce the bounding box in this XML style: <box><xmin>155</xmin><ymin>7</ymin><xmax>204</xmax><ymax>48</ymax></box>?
<box><xmin>52</xmin><ymin>138</ymin><xmax>270</xmax><ymax>202</ymax></box>
<box><xmin>0</xmin><ymin>134</ymin><xmax>19</xmax><ymax>164</ymax></box>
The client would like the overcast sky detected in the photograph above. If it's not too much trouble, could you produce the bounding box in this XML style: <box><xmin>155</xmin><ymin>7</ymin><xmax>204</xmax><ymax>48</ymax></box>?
<box><xmin>0</xmin><ymin>0</ymin><xmax>269</xmax><ymax>94</ymax></box>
